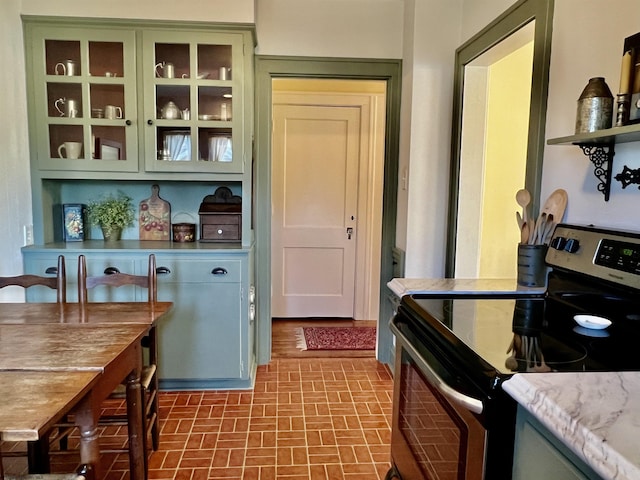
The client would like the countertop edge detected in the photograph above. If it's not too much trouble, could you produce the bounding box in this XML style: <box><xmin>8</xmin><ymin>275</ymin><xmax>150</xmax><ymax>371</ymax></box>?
<box><xmin>387</xmin><ymin>278</ymin><xmax>546</xmax><ymax>297</ymax></box>
<box><xmin>503</xmin><ymin>372</ymin><xmax>640</xmax><ymax>480</ymax></box>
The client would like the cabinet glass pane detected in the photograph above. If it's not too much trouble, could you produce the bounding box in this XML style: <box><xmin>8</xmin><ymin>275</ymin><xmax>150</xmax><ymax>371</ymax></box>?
<box><xmin>49</xmin><ymin>125</ymin><xmax>85</xmax><ymax>159</ymax></box>
<box><xmin>154</xmin><ymin>43</ymin><xmax>190</xmax><ymax>79</ymax></box>
<box><xmin>88</xmin><ymin>41</ymin><xmax>124</xmax><ymax>78</ymax></box>
<box><xmin>45</xmin><ymin>40</ymin><xmax>81</xmax><ymax>76</ymax></box>
<box><xmin>157</xmin><ymin>127</ymin><xmax>191</xmax><ymax>161</ymax></box>
<box><xmin>197</xmin><ymin>44</ymin><xmax>232</xmax><ymax>80</ymax></box>
<box><xmin>92</xmin><ymin>126</ymin><xmax>127</xmax><ymax>160</ymax></box>
<box><xmin>47</xmin><ymin>83</ymin><xmax>83</xmax><ymax>118</ymax></box>
<box><xmin>156</xmin><ymin>85</ymin><xmax>190</xmax><ymax>119</ymax></box>
<box><xmin>198</xmin><ymin>86</ymin><xmax>232</xmax><ymax>121</ymax></box>
<box><xmin>198</xmin><ymin>129</ymin><xmax>232</xmax><ymax>162</ymax></box>
<box><xmin>90</xmin><ymin>84</ymin><xmax>125</xmax><ymax>119</ymax></box>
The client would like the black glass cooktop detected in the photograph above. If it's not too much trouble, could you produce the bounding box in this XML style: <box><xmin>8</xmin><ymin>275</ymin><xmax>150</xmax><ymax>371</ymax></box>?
<box><xmin>404</xmin><ymin>292</ymin><xmax>640</xmax><ymax>376</ymax></box>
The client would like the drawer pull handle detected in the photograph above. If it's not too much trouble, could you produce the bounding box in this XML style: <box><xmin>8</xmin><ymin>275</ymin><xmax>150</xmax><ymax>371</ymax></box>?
<box><xmin>156</xmin><ymin>266</ymin><xmax>171</xmax><ymax>275</ymax></box>
<box><xmin>212</xmin><ymin>267</ymin><xmax>228</xmax><ymax>275</ymax></box>
<box><xmin>45</xmin><ymin>267</ymin><xmax>58</xmax><ymax>275</ymax></box>
<box><xmin>104</xmin><ymin>267</ymin><xmax>120</xmax><ymax>275</ymax></box>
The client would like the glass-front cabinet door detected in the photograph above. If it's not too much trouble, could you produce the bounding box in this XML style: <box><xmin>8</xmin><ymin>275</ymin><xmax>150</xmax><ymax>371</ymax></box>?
<box><xmin>29</xmin><ymin>26</ymin><xmax>138</xmax><ymax>172</ymax></box>
<box><xmin>142</xmin><ymin>30</ymin><xmax>244</xmax><ymax>174</ymax></box>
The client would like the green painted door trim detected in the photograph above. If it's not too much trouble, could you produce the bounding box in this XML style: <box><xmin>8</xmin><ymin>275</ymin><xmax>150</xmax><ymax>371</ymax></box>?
<box><xmin>254</xmin><ymin>55</ymin><xmax>402</xmax><ymax>365</ymax></box>
<box><xmin>445</xmin><ymin>0</ymin><xmax>554</xmax><ymax>276</ymax></box>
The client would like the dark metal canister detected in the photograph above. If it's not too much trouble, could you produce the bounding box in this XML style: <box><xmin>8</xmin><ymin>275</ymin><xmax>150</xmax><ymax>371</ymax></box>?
<box><xmin>575</xmin><ymin>77</ymin><xmax>614</xmax><ymax>133</ymax></box>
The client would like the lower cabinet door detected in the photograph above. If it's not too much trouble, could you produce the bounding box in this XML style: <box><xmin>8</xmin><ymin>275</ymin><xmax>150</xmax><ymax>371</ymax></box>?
<box><xmin>157</xmin><ymin>277</ymin><xmax>242</xmax><ymax>381</ymax></box>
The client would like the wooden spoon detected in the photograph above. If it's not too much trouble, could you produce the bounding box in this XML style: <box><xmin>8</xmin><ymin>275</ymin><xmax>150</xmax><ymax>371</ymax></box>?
<box><xmin>516</xmin><ymin>189</ymin><xmax>532</xmax><ymax>223</ymax></box>
<box><xmin>520</xmin><ymin>221</ymin><xmax>530</xmax><ymax>244</ymax></box>
<box><xmin>532</xmin><ymin>212</ymin><xmax>546</xmax><ymax>244</ymax></box>
<box><xmin>540</xmin><ymin>189</ymin><xmax>568</xmax><ymax>223</ymax></box>
<box><xmin>541</xmin><ymin>214</ymin><xmax>556</xmax><ymax>245</ymax></box>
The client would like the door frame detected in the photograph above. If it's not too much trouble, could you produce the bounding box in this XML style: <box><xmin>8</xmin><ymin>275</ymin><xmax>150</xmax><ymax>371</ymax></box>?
<box><xmin>254</xmin><ymin>56</ymin><xmax>402</xmax><ymax>365</ymax></box>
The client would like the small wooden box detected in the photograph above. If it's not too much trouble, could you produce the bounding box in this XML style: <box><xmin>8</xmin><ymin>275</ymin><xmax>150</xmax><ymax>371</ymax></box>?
<box><xmin>200</xmin><ymin>211</ymin><xmax>242</xmax><ymax>242</ymax></box>
<box><xmin>199</xmin><ymin>187</ymin><xmax>242</xmax><ymax>242</ymax></box>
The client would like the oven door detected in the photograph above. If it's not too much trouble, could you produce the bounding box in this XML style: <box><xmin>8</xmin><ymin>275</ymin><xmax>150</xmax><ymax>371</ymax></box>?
<box><xmin>389</xmin><ymin>316</ymin><xmax>488</xmax><ymax>480</ymax></box>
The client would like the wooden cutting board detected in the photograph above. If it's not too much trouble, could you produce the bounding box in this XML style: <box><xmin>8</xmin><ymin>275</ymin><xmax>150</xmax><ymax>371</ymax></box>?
<box><xmin>139</xmin><ymin>184</ymin><xmax>170</xmax><ymax>240</ymax></box>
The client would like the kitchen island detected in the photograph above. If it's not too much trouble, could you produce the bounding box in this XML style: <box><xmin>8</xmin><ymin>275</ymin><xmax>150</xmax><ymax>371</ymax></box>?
<box><xmin>503</xmin><ymin>372</ymin><xmax>640</xmax><ymax>480</ymax></box>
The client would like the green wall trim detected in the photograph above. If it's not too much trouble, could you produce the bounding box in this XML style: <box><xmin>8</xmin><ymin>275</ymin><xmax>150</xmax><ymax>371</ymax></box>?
<box><xmin>22</xmin><ymin>15</ymin><xmax>256</xmax><ymax>42</ymax></box>
<box><xmin>254</xmin><ymin>55</ymin><xmax>402</xmax><ymax>365</ymax></box>
<box><xmin>445</xmin><ymin>0</ymin><xmax>554</xmax><ymax>276</ymax></box>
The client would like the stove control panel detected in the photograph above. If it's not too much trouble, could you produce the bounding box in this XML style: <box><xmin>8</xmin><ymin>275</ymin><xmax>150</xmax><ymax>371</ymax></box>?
<box><xmin>546</xmin><ymin>224</ymin><xmax>640</xmax><ymax>290</ymax></box>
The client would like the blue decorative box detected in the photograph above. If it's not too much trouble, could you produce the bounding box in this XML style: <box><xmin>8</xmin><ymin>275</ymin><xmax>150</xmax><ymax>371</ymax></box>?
<box><xmin>62</xmin><ymin>204</ymin><xmax>86</xmax><ymax>241</ymax></box>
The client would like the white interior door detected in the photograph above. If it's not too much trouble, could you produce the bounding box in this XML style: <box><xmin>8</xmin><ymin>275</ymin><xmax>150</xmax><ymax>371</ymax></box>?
<box><xmin>271</xmin><ymin>102</ymin><xmax>360</xmax><ymax>318</ymax></box>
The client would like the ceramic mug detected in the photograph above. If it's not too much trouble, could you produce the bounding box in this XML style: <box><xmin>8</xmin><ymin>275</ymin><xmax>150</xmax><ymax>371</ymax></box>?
<box><xmin>105</xmin><ymin>105</ymin><xmax>123</xmax><ymax>120</ymax></box>
<box><xmin>58</xmin><ymin>141</ymin><xmax>83</xmax><ymax>159</ymax></box>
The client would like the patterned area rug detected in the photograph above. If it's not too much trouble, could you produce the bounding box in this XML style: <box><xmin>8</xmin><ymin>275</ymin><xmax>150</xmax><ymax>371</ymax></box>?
<box><xmin>296</xmin><ymin>326</ymin><xmax>376</xmax><ymax>350</ymax></box>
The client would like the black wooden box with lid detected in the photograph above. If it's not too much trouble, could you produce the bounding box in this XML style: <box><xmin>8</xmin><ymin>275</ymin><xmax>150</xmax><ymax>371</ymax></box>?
<box><xmin>198</xmin><ymin>187</ymin><xmax>242</xmax><ymax>242</ymax></box>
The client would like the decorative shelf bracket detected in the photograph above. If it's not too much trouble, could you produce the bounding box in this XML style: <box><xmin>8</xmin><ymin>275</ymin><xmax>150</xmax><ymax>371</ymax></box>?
<box><xmin>615</xmin><ymin>165</ymin><xmax>640</xmax><ymax>190</ymax></box>
<box><xmin>578</xmin><ymin>143</ymin><xmax>614</xmax><ymax>201</ymax></box>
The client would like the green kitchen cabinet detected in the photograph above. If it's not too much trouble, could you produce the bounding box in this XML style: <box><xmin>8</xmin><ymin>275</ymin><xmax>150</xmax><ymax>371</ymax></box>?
<box><xmin>23</xmin><ymin>18</ymin><xmax>253</xmax><ymax>177</ymax></box>
<box><xmin>22</xmin><ymin>245</ymin><xmax>256</xmax><ymax>390</ymax></box>
<box><xmin>512</xmin><ymin>406</ymin><xmax>604</xmax><ymax>480</ymax></box>
<box><xmin>24</xmin><ymin>24</ymin><xmax>139</xmax><ymax>173</ymax></box>
<box><xmin>22</xmin><ymin>17</ymin><xmax>255</xmax><ymax>247</ymax></box>
<box><xmin>153</xmin><ymin>252</ymin><xmax>254</xmax><ymax>389</ymax></box>
<box><xmin>141</xmin><ymin>30</ymin><xmax>247</xmax><ymax>174</ymax></box>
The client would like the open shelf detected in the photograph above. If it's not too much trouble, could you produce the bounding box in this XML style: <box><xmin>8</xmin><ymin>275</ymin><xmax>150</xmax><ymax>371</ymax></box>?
<box><xmin>547</xmin><ymin>123</ymin><xmax>640</xmax><ymax>146</ymax></box>
<box><xmin>547</xmin><ymin>123</ymin><xmax>640</xmax><ymax>201</ymax></box>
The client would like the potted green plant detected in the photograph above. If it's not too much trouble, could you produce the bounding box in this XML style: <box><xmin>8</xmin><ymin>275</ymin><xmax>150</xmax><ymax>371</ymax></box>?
<box><xmin>87</xmin><ymin>192</ymin><xmax>135</xmax><ymax>241</ymax></box>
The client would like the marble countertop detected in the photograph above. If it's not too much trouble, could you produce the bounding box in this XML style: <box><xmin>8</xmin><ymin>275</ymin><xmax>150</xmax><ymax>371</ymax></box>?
<box><xmin>503</xmin><ymin>372</ymin><xmax>640</xmax><ymax>480</ymax></box>
<box><xmin>387</xmin><ymin>277</ymin><xmax>546</xmax><ymax>297</ymax></box>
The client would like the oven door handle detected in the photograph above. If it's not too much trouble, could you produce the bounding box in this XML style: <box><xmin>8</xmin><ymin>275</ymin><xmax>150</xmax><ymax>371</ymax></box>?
<box><xmin>390</xmin><ymin>321</ymin><xmax>484</xmax><ymax>414</ymax></box>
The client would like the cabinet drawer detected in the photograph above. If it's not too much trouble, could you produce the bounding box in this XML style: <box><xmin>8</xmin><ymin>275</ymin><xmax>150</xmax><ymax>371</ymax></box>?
<box><xmin>201</xmin><ymin>224</ymin><xmax>240</xmax><ymax>241</ymax></box>
<box><xmin>154</xmin><ymin>257</ymin><xmax>241</xmax><ymax>283</ymax></box>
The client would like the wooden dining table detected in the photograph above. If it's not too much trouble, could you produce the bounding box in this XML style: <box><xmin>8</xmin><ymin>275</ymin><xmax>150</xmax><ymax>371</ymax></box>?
<box><xmin>0</xmin><ymin>302</ymin><xmax>172</xmax><ymax>480</ymax></box>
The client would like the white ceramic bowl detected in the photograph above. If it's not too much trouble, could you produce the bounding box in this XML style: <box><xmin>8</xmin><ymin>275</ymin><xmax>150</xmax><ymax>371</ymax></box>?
<box><xmin>573</xmin><ymin>314</ymin><xmax>612</xmax><ymax>330</ymax></box>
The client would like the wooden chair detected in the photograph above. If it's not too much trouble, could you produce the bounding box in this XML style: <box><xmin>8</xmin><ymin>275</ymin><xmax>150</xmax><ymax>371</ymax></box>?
<box><xmin>0</xmin><ymin>450</ymin><xmax>90</xmax><ymax>480</ymax></box>
<box><xmin>77</xmin><ymin>253</ymin><xmax>160</xmax><ymax>454</ymax></box>
<box><xmin>0</xmin><ymin>255</ymin><xmax>67</xmax><ymax>472</ymax></box>
<box><xmin>0</xmin><ymin>256</ymin><xmax>66</xmax><ymax>303</ymax></box>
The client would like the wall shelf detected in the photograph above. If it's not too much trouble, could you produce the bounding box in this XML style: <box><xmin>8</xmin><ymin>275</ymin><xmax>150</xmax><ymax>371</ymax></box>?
<box><xmin>547</xmin><ymin>123</ymin><xmax>640</xmax><ymax>146</ymax></box>
<box><xmin>547</xmin><ymin>123</ymin><xmax>640</xmax><ymax>201</ymax></box>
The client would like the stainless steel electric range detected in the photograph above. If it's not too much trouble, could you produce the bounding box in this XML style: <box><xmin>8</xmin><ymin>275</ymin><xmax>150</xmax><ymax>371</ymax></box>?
<box><xmin>386</xmin><ymin>224</ymin><xmax>640</xmax><ymax>480</ymax></box>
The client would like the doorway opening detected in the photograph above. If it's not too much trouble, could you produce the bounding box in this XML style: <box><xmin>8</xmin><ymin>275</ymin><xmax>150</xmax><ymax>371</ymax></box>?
<box><xmin>270</xmin><ymin>78</ymin><xmax>386</xmax><ymax>320</ymax></box>
<box><xmin>254</xmin><ymin>56</ymin><xmax>402</xmax><ymax>365</ymax></box>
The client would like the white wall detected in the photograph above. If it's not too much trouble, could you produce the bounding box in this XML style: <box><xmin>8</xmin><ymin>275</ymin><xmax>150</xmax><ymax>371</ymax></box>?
<box><xmin>0</xmin><ymin>0</ymin><xmax>32</xmax><ymax>301</ymax></box>
<box><xmin>20</xmin><ymin>0</ymin><xmax>255</xmax><ymax>22</ymax></box>
<box><xmin>460</xmin><ymin>0</ymin><xmax>517</xmax><ymax>42</ymax></box>
<box><xmin>255</xmin><ymin>0</ymin><xmax>403</xmax><ymax>58</ymax></box>
<box><xmin>399</xmin><ymin>0</ymin><xmax>463</xmax><ymax>277</ymax></box>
